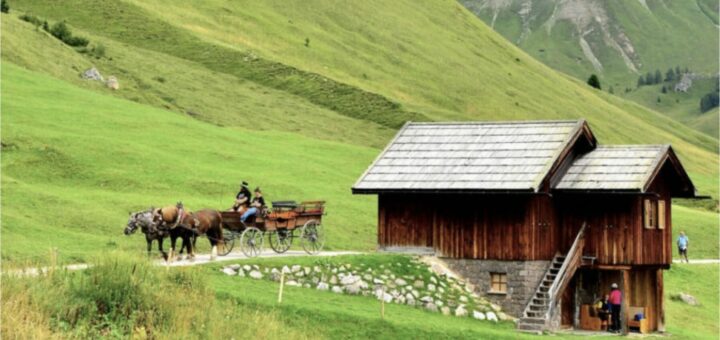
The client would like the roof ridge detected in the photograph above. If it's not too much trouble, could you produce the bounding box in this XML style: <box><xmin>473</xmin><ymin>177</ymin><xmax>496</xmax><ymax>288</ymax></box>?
<box><xmin>407</xmin><ymin>119</ymin><xmax>581</xmax><ymax>126</ymax></box>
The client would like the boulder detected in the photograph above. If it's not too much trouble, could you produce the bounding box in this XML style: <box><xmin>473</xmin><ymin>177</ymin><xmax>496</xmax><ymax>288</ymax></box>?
<box><xmin>473</xmin><ymin>311</ymin><xmax>485</xmax><ymax>320</ymax></box>
<box><xmin>82</xmin><ymin>67</ymin><xmax>104</xmax><ymax>81</ymax></box>
<box><xmin>106</xmin><ymin>76</ymin><xmax>119</xmax><ymax>90</ymax></box>
<box><xmin>486</xmin><ymin>311</ymin><xmax>498</xmax><ymax>322</ymax></box>
<box><xmin>243</xmin><ymin>265</ymin><xmax>252</xmax><ymax>272</ymax></box>
<box><xmin>428</xmin><ymin>284</ymin><xmax>436</xmax><ymax>292</ymax></box>
<box><xmin>341</xmin><ymin>274</ymin><xmax>360</xmax><ymax>285</ymax></box>
<box><xmin>413</xmin><ymin>280</ymin><xmax>425</xmax><ymax>289</ymax></box>
<box><xmin>313</xmin><ymin>266</ymin><xmax>322</xmax><ymax>273</ymax></box>
<box><xmin>459</xmin><ymin>295</ymin><xmax>469</xmax><ymax>303</ymax></box>
<box><xmin>497</xmin><ymin>312</ymin><xmax>509</xmax><ymax>321</ymax></box>
<box><xmin>229</xmin><ymin>264</ymin><xmax>241</xmax><ymax>270</ymax></box>
<box><xmin>373</xmin><ymin>278</ymin><xmax>384</xmax><ymax>285</ymax></box>
<box><xmin>395</xmin><ymin>278</ymin><xmax>407</xmax><ymax>286</ymax></box>
<box><xmin>303</xmin><ymin>267</ymin><xmax>311</xmax><ymax>275</ymax></box>
<box><xmin>490</xmin><ymin>303</ymin><xmax>501</xmax><ymax>312</ymax></box>
<box><xmin>291</xmin><ymin>265</ymin><xmax>302</xmax><ymax>273</ymax></box>
<box><xmin>286</xmin><ymin>280</ymin><xmax>300</xmax><ymax>287</ymax></box>
<box><xmin>363</xmin><ymin>274</ymin><xmax>373</xmax><ymax>281</ymax></box>
<box><xmin>281</xmin><ymin>265</ymin><xmax>291</xmax><ymax>273</ymax></box>
<box><xmin>674</xmin><ymin>292</ymin><xmax>700</xmax><ymax>306</ymax></box>
<box><xmin>441</xmin><ymin>306</ymin><xmax>451</xmax><ymax>315</ymax></box>
<box><xmin>430</xmin><ymin>276</ymin><xmax>438</xmax><ymax>284</ymax></box>
<box><xmin>330</xmin><ymin>276</ymin><xmax>338</xmax><ymax>285</ymax></box>
<box><xmin>425</xmin><ymin>303</ymin><xmax>438</xmax><ymax>312</ymax></box>
<box><xmin>222</xmin><ymin>267</ymin><xmax>237</xmax><ymax>276</ymax></box>
<box><xmin>317</xmin><ymin>282</ymin><xmax>329</xmax><ymax>291</ymax></box>
<box><xmin>420</xmin><ymin>296</ymin><xmax>434</xmax><ymax>303</ymax></box>
<box><xmin>331</xmin><ymin>286</ymin><xmax>344</xmax><ymax>294</ymax></box>
<box><xmin>249</xmin><ymin>270</ymin><xmax>263</xmax><ymax>279</ymax></box>
<box><xmin>455</xmin><ymin>305</ymin><xmax>468</xmax><ymax>317</ymax></box>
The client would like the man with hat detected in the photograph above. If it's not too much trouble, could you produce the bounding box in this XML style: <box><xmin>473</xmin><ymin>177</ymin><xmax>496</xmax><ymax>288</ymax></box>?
<box><xmin>232</xmin><ymin>181</ymin><xmax>252</xmax><ymax>212</ymax></box>
<box><xmin>608</xmin><ymin>282</ymin><xmax>622</xmax><ymax>333</ymax></box>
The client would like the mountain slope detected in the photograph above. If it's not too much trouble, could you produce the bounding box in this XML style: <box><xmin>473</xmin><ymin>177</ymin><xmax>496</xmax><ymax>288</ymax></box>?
<box><xmin>10</xmin><ymin>0</ymin><xmax>719</xmax><ymax>197</ymax></box>
<box><xmin>461</xmin><ymin>0</ymin><xmax>720</xmax><ymax>138</ymax></box>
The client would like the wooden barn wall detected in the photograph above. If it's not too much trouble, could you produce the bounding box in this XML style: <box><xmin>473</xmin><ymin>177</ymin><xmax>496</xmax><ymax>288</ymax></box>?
<box><xmin>556</xmin><ymin>192</ymin><xmax>671</xmax><ymax>266</ymax></box>
<box><xmin>378</xmin><ymin>194</ymin><xmax>557</xmax><ymax>260</ymax></box>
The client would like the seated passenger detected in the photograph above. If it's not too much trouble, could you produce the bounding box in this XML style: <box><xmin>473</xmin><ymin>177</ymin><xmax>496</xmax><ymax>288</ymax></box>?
<box><xmin>232</xmin><ymin>181</ymin><xmax>252</xmax><ymax>212</ymax></box>
<box><xmin>241</xmin><ymin>187</ymin><xmax>266</xmax><ymax>223</ymax></box>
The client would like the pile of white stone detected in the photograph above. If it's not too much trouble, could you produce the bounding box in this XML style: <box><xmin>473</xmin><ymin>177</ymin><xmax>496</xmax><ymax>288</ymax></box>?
<box><xmin>220</xmin><ymin>259</ymin><xmax>512</xmax><ymax>322</ymax></box>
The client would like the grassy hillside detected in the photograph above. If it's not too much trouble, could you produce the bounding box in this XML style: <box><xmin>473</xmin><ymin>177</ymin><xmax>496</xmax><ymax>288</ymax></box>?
<box><xmin>8</xmin><ymin>0</ymin><xmax>719</xmax><ymax>198</ymax></box>
<box><xmin>1</xmin><ymin>63</ymin><xmax>379</xmax><ymax>263</ymax></box>
<box><xmin>461</xmin><ymin>0</ymin><xmax>720</xmax><ymax>138</ymax></box>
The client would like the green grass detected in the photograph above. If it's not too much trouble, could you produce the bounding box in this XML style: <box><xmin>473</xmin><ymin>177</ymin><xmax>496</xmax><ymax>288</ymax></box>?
<box><xmin>672</xmin><ymin>205</ymin><xmax>720</xmax><ymax>260</ymax></box>
<box><xmin>0</xmin><ymin>63</ymin><xmax>380</xmax><ymax>264</ymax></box>
<box><xmin>664</xmin><ymin>264</ymin><xmax>720</xmax><ymax>339</ymax></box>
<box><xmin>6</xmin><ymin>0</ymin><xmax>719</xmax><ymax>198</ymax></box>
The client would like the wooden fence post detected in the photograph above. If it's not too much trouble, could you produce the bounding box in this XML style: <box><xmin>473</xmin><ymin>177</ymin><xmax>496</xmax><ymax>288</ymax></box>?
<box><xmin>278</xmin><ymin>272</ymin><xmax>285</xmax><ymax>303</ymax></box>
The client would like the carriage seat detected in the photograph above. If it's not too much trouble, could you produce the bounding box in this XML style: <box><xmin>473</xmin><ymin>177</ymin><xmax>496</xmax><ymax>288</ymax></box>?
<box><xmin>272</xmin><ymin>201</ymin><xmax>298</xmax><ymax>209</ymax></box>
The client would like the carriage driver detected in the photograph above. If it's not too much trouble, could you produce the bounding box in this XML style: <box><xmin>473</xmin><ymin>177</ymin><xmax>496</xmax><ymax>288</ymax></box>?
<box><xmin>232</xmin><ymin>181</ymin><xmax>252</xmax><ymax>212</ymax></box>
<box><xmin>241</xmin><ymin>187</ymin><xmax>266</xmax><ymax>223</ymax></box>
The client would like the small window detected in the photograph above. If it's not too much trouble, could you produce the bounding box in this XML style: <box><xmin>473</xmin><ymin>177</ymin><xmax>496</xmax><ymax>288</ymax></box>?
<box><xmin>658</xmin><ymin>200</ymin><xmax>666</xmax><ymax>229</ymax></box>
<box><xmin>490</xmin><ymin>273</ymin><xmax>507</xmax><ymax>293</ymax></box>
<box><xmin>644</xmin><ymin>199</ymin><xmax>657</xmax><ymax>229</ymax></box>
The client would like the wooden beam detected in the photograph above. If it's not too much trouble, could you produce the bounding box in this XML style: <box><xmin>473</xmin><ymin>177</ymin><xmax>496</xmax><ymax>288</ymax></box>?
<box><xmin>622</xmin><ymin>269</ymin><xmax>630</xmax><ymax>335</ymax></box>
<box><xmin>657</xmin><ymin>269</ymin><xmax>665</xmax><ymax>332</ymax></box>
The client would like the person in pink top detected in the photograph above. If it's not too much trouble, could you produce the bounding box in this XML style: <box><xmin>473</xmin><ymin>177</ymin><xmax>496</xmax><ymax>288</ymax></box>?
<box><xmin>608</xmin><ymin>283</ymin><xmax>622</xmax><ymax>333</ymax></box>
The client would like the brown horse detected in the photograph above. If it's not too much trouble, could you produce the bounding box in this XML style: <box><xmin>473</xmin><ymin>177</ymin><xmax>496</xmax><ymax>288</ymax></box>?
<box><xmin>153</xmin><ymin>203</ymin><xmax>197</xmax><ymax>261</ymax></box>
<box><xmin>181</xmin><ymin>209</ymin><xmax>224</xmax><ymax>260</ymax></box>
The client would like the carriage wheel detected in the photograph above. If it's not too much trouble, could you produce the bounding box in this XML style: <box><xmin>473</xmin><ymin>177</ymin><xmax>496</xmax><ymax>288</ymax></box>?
<box><xmin>219</xmin><ymin>231</ymin><xmax>236</xmax><ymax>256</ymax></box>
<box><xmin>240</xmin><ymin>227</ymin><xmax>264</xmax><ymax>257</ymax></box>
<box><xmin>300</xmin><ymin>220</ymin><xmax>324</xmax><ymax>255</ymax></box>
<box><xmin>269</xmin><ymin>229</ymin><xmax>292</xmax><ymax>253</ymax></box>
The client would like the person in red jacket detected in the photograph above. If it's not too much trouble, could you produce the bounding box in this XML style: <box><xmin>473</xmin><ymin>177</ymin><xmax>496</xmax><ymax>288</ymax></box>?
<box><xmin>608</xmin><ymin>283</ymin><xmax>622</xmax><ymax>333</ymax></box>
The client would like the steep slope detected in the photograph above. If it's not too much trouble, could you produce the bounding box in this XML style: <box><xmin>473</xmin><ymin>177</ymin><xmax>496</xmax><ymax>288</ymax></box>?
<box><xmin>11</xmin><ymin>0</ymin><xmax>719</xmax><ymax>197</ymax></box>
<box><xmin>461</xmin><ymin>0</ymin><xmax>720</xmax><ymax>138</ymax></box>
<box><xmin>1</xmin><ymin>63</ymin><xmax>379</xmax><ymax>262</ymax></box>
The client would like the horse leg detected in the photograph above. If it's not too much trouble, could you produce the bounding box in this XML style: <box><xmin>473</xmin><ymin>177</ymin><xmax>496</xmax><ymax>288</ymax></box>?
<box><xmin>146</xmin><ymin>236</ymin><xmax>153</xmax><ymax>257</ymax></box>
<box><xmin>158</xmin><ymin>236</ymin><xmax>168</xmax><ymax>261</ymax></box>
<box><xmin>185</xmin><ymin>233</ymin><xmax>194</xmax><ymax>261</ymax></box>
<box><xmin>169</xmin><ymin>234</ymin><xmax>178</xmax><ymax>263</ymax></box>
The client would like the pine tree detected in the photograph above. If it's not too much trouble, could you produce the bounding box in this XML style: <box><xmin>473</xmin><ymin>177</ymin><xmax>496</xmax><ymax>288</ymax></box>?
<box><xmin>646</xmin><ymin>72</ymin><xmax>654</xmax><ymax>85</ymax></box>
<box><xmin>654</xmin><ymin>69</ymin><xmax>662</xmax><ymax>84</ymax></box>
<box><xmin>587</xmin><ymin>74</ymin><xmax>601</xmax><ymax>89</ymax></box>
<box><xmin>1</xmin><ymin>0</ymin><xmax>9</xmax><ymax>13</ymax></box>
<box><xmin>675</xmin><ymin>66</ymin><xmax>681</xmax><ymax>76</ymax></box>
<box><xmin>661</xmin><ymin>86</ymin><xmax>667</xmax><ymax>94</ymax></box>
<box><xmin>665</xmin><ymin>68</ymin><xmax>675</xmax><ymax>82</ymax></box>
<box><xmin>637</xmin><ymin>76</ymin><xmax>645</xmax><ymax>87</ymax></box>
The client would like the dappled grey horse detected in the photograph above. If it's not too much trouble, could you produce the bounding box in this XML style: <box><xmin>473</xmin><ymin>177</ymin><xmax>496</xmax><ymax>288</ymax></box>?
<box><xmin>124</xmin><ymin>209</ymin><xmax>196</xmax><ymax>261</ymax></box>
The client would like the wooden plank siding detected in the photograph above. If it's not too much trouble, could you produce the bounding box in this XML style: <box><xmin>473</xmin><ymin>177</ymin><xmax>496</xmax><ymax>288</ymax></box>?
<box><xmin>378</xmin><ymin>194</ymin><xmax>557</xmax><ymax>260</ymax></box>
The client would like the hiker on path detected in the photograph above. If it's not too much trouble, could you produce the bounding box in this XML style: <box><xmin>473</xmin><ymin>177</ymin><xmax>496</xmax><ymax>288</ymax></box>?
<box><xmin>677</xmin><ymin>231</ymin><xmax>689</xmax><ymax>263</ymax></box>
<box><xmin>608</xmin><ymin>283</ymin><xmax>622</xmax><ymax>333</ymax></box>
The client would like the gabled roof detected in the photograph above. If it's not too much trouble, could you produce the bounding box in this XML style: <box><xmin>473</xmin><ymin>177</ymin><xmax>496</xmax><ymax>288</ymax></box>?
<box><xmin>555</xmin><ymin>145</ymin><xmax>696</xmax><ymax>196</ymax></box>
<box><xmin>352</xmin><ymin>120</ymin><xmax>594</xmax><ymax>193</ymax></box>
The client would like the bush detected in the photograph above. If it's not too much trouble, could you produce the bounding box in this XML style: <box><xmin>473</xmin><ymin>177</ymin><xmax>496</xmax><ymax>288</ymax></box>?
<box><xmin>1</xmin><ymin>0</ymin><xmax>9</xmax><ymax>13</ymax></box>
<box><xmin>19</xmin><ymin>14</ymin><xmax>42</xmax><ymax>27</ymax></box>
<box><xmin>91</xmin><ymin>43</ymin><xmax>106</xmax><ymax>58</ymax></box>
<box><xmin>48</xmin><ymin>21</ymin><xmax>89</xmax><ymax>47</ymax></box>
<box><xmin>64</xmin><ymin>35</ymin><xmax>89</xmax><ymax>47</ymax></box>
<box><xmin>587</xmin><ymin>74</ymin><xmax>601</xmax><ymax>90</ymax></box>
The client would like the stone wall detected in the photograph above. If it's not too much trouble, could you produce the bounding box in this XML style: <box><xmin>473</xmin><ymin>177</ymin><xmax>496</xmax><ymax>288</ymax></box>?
<box><xmin>442</xmin><ymin>259</ymin><xmax>550</xmax><ymax>317</ymax></box>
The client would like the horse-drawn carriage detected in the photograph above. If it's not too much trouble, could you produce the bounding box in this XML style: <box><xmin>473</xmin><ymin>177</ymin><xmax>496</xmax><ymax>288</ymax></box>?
<box><xmin>220</xmin><ymin>201</ymin><xmax>326</xmax><ymax>257</ymax></box>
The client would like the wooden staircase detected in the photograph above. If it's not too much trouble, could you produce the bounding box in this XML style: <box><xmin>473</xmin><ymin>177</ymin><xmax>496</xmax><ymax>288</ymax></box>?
<box><xmin>517</xmin><ymin>223</ymin><xmax>587</xmax><ymax>333</ymax></box>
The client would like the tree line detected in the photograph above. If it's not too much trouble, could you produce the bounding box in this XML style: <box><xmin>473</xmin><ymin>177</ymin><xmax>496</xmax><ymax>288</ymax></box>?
<box><xmin>637</xmin><ymin>66</ymin><xmax>689</xmax><ymax>87</ymax></box>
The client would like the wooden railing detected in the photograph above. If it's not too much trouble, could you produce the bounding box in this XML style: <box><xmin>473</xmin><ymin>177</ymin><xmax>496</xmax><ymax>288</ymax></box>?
<box><xmin>545</xmin><ymin>222</ymin><xmax>587</xmax><ymax>321</ymax></box>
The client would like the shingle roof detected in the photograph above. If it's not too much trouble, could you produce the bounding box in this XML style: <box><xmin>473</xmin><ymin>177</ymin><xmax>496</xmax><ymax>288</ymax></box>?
<box><xmin>555</xmin><ymin>145</ymin><xmax>670</xmax><ymax>191</ymax></box>
<box><xmin>352</xmin><ymin>120</ymin><xmax>587</xmax><ymax>192</ymax></box>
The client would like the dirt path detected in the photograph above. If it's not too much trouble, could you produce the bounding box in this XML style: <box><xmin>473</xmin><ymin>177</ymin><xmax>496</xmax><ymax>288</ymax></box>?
<box><xmin>6</xmin><ymin>250</ymin><xmax>363</xmax><ymax>276</ymax></box>
<box><xmin>672</xmin><ymin>259</ymin><xmax>720</xmax><ymax>264</ymax></box>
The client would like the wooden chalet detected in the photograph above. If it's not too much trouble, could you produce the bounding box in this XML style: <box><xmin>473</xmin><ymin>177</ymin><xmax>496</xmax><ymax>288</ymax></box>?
<box><xmin>352</xmin><ymin>120</ymin><xmax>695</xmax><ymax>333</ymax></box>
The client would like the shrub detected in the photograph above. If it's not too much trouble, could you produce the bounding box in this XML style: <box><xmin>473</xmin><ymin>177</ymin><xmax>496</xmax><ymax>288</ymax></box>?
<box><xmin>1</xmin><ymin>0</ymin><xmax>9</xmax><ymax>13</ymax></box>
<box><xmin>91</xmin><ymin>44</ymin><xmax>106</xmax><ymax>59</ymax></box>
<box><xmin>19</xmin><ymin>14</ymin><xmax>42</xmax><ymax>27</ymax></box>
<box><xmin>49</xmin><ymin>21</ymin><xmax>72</xmax><ymax>42</ymax></box>
<box><xmin>64</xmin><ymin>35</ymin><xmax>89</xmax><ymax>47</ymax></box>
<box><xmin>587</xmin><ymin>74</ymin><xmax>601</xmax><ymax>90</ymax></box>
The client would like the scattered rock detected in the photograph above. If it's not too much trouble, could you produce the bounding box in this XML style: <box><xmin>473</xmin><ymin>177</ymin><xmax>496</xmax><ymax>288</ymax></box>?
<box><xmin>473</xmin><ymin>311</ymin><xmax>485</xmax><ymax>320</ymax></box>
<box><xmin>249</xmin><ymin>270</ymin><xmax>263</xmax><ymax>279</ymax></box>
<box><xmin>455</xmin><ymin>305</ymin><xmax>468</xmax><ymax>317</ymax></box>
<box><xmin>486</xmin><ymin>311</ymin><xmax>498</xmax><ymax>322</ymax></box>
<box><xmin>363</xmin><ymin>274</ymin><xmax>373</xmax><ymax>281</ymax></box>
<box><xmin>330</xmin><ymin>276</ymin><xmax>338</xmax><ymax>285</ymax></box>
<box><xmin>282</xmin><ymin>265</ymin><xmax>291</xmax><ymax>273</ymax></box>
<box><xmin>490</xmin><ymin>303</ymin><xmax>501</xmax><ymax>312</ymax></box>
<box><xmin>243</xmin><ymin>265</ymin><xmax>252</xmax><ymax>272</ymax></box>
<box><xmin>430</xmin><ymin>276</ymin><xmax>438</xmax><ymax>284</ymax></box>
<box><xmin>291</xmin><ymin>265</ymin><xmax>302</xmax><ymax>273</ymax></box>
<box><xmin>313</xmin><ymin>266</ymin><xmax>322</xmax><ymax>273</ymax></box>
<box><xmin>673</xmin><ymin>292</ymin><xmax>699</xmax><ymax>306</ymax></box>
<box><xmin>395</xmin><ymin>278</ymin><xmax>407</xmax><ymax>286</ymax></box>
<box><xmin>286</xmin><ymin>280</ymin><xmax>300</xmax><ymax>287</ymax></box>
<box><xmin>222</xmin><ymin>267</ymin><xmax>237</xmax><ymax>276</ymax></box>
<box><xmin>497</xmin><ymin>312</ymin><xmax>509</xmax><ymax>321</ymax></box>
<box><xmin>341</xmin><ymin>274</ymin><xmax>360</xmax><ymax>285</ymax></box>
<box><xmin>425</xmin><ymin>302</ymin><xmax>438</xmax><ymax>312</ymax></box>
<box><xmin>459</xmin><ymin>296</ymin><xmax>468</xmax><ymax>303</ymax></box>
<box><xmin>82</xmin><ymin>67</ymin><xmax>104</xmax><ymax>81</ymax></box>
<box><xmin>317</xmin><ymin>282</ymin><xmax>329</xmax><ymax>291</ymax></box>
<box><xmin>441</xmin><ymin>306</ymin><xmax>451</xmax><ymax>315</ymax></box>
<box><xmin>304</xmin><ymin>267</ymin><xmax>311</xmax><ymax>275</ymax></box>
<box><xmin>428</xmin><ymin>284</ymin><xmax>436</xmax><ymax>292</ymax></box>
<box><xmin>106</xmin><ymin>76</ymin><xmax>119</xmax><ymax>90</ymax></box>
<box><xmin>420</xmin><ymin>296</ymin><xmax>434</xmax><ymax>303</ymax></box>
<box><xmin>331</xmin><ymin>286</ymin><xmax>344</xmax><ymax>294</ymax></box>
<box><xmin>229</xmin><ymin>264</ymin><xmax>241</xmax><ymax>270</ymax></box>
<box><xmin>373</xmin><ymin>278</ymin><xmax>384</xmax><ymax>285</ymax></box>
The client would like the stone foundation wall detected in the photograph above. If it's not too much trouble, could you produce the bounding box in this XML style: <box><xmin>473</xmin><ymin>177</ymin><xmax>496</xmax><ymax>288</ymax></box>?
<box><xmin>442</xmin><ymin>259</ymin><xmax>550</xmax><ymax>317</ymax></box>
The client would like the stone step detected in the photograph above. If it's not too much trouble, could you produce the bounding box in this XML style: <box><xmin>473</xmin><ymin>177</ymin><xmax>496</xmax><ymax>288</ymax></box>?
<box><xmin>517</xmin><ymin>323</ymin><xmax>545</xmax><ymax>333</ymax></box>
<box><xmin>520</xmin><ymin>316</ymin><xmax>546</xmax><ymax>325</ymax></box>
